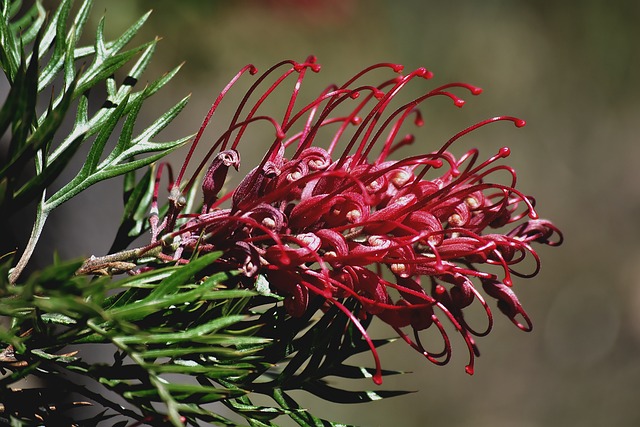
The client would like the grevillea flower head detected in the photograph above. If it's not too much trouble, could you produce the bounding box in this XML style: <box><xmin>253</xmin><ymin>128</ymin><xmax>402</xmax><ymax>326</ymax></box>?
<box><xmin>151</xmin><ymin>56</ymin><xmax>562</xmax><ymax>384</ymax></box>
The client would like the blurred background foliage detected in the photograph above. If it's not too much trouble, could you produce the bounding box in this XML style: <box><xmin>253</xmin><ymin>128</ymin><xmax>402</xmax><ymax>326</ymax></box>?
<box><xmin>10</xmin><ymin>0</ymin><xmax>640</xmax><ymax>425</ymax></box>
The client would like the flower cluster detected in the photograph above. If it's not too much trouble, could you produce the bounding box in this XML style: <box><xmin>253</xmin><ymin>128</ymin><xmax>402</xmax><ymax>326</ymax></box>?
<box><xmin>149</xmin><ymin>56</ymin><xmax>562</xmax><ymax>384</ymax></box>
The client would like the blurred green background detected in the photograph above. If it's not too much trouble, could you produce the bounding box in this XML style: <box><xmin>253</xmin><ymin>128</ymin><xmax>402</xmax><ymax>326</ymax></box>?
<box><xmin>32</xmin><ymin>0</ymin><xmax>640</xmax><ymax>425</ymax></box>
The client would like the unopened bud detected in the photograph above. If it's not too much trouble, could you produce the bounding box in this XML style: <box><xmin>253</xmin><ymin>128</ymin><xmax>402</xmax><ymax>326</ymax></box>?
<box><xmin>202</xmin><ymin>150</ymin><xmax>240</xmax><ymax>211</ymax></box>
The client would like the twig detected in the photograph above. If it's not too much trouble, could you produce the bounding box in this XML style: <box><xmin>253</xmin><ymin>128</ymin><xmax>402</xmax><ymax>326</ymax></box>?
<box><xmin>76</xmin><ymin>246</ymin><xmax>162</xmax><ymax>276</ymax></box>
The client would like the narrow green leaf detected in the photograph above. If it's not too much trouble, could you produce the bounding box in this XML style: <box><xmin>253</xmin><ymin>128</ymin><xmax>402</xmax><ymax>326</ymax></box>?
<box><xmin>10</xmin><ymin>1</ymin><xmax>46</xmax><ymax>45</ymax></box>
<box><xmin>84</xmin><ymin>94</ymin><xmax>130</xmax><ymax>179</ymax></box>
<box><xmin>0</xmin><ymin>71</ymin><xmax>78</xmax><ymax>182</ymax></box>
<box><xmin>11</xmin><ymin>132</ymin><xmax>83</xmax><ymax>210</ymax></box>
<box><xmin>48</xmin><ymin>47</ymin><xmax>180</xmax><ymax>165</ymax></box>
<box><xmin>37</xmin><ymin>0</ymin><xmax>72</xmax><ymax>91</ymax></box>
<box><xmin>0</xmin><ymin>1</ymin><xmax>21</xmax><ymax>80</ymax></box>
<box><xmin>329</xmin><ymin>364</ymin><xmax>406</xmax><ymax>380</ymax></box>
<box><xmin>276</xmin><ymin>302</ymin><xmax>342</xmax><ymax>382</ymax></box>
<box><xmin>5</xmin><ymin>0</ymin><xmax>22</xmax><ymax>20</ymax></box>
<box><xmin>0</xmin><ymin>56</ymin><xmax>25</xmax><ymax>144</ymax></box>
<box><xmin>123</xmin><ymin>383</ymin><xmax>244</xmax><ymax>404</ymax></box>
<box><xmin>143</xmin><ymin>61</ymin><xmax>184</xmax><ymax>99</ymax></box>
<box><xmin>109</xmin><ymin>167</ymin><xmax>155</xmax><ymax>250</ymax></box>
<box><xmin>147</xmin><ymin>363</ymin><xmax>253</xmax><ymax>378</ymax></box>
<box><xmin>113</xmin><ymin>266</ymin><xmax>178</xmax><ymax>290</ymax></box>
<box><xmin>122</xmin><ymin>162</ymin><xmax>139</xmax><ymax>202</ymax></box>
<box><xmin>107</xmin><ymin>285</ymin><xmax>256</xmax><ymax>321</ymax></box>
<box><xmin>63</xmin><ymin>19</ymin><xmax>78</xmax><ymax>89</ymax></box>
<box><xmin>226</xmin><ymin>398</ymin><xmax>289</xmax><ymax>422</ymax></box>
<box><xmin>36</xmin><ymin>0</ymin><xmax>71</xmax><ymax>62</ymax></box>
<box><xmin>42</xmin><ymin>99</ymin><xmax>187</xmax><ymax>212</ymax></box>
<box><xmin>8</xmin><ymin>34</ymin><xmax>39</xmax><ymax>158</ymax></box>
<box><xmin>169</xmin><ymin>403</ymin><xmax>242</xmax><ymax>426</ymax></box>
<box><xmin>40</xmin><ymin>312</ymin><xmax>77</xmax><ymax>325</ymax></box>
<box><xmin>116</xmin><ymin>34</ymin><xmax>156</xmax><ymax>91</ymax></box>
<box><xmin>114</xmin><ymin>316</ymin><xmax>248</xmax><ymax>344</ymax></box>
<box><xmin>146</xmin><ymin>251</ymin><xmax>221</xmax><ymax>299</ymax></box>
<box><xmin>103</xmin><ymin>88</ymin><xmax>147</xmax><ymax>164</ymax></box>
<box><xmin>42</xmin><ymin>93</ymin><xmax>129</xmax><ymax>209</ymax></box>
<box><xmin>108</xmin><ymin>10</ymin><xmax>152</xmax><ymax>55</ymax></box>
<box><xmin>302</xmin><ymin>381</ymin><xmax>411</xmax><ymax>404</ymax></box>
<box><xmin>140</xmin><ymin>346</ymin><xmax>270</xmax><ymax>361</ymax></box>
<box><xmin>127</xmin><ymin>94</ymin><xmax>191</xmax><ymax>149</ymax></box>
<box><xmin>74</xmin><ymin>40</ymin><xmax>155</xmax><ymax>96</ymax></box>
<box><xmin>271</xmin><ymin>388</ymin><xmax>353</xmax><ymax>427</ymax></box>
<box><xmin>103</xmin><ymin>137</ymin><xmax>189</xmax><ymax>171</ymax></box>
<box><xmin>141</xmin><ymin>332</ymin><xmax>271</xmax><ymax>355</ymax></box>
<box><xmin>71</xmin><ymin>0</ymin><xmax>94</xmax><ymax>44</ymax></box>
<box><xmin>89</xmin><ymin>152</ymin><xmax>158</xmax><ymax>183</ymax></box>
<box><xmin>94</xmin><ymin>15</ymin><xmax>106</xmax><ymax>60</ymax></box>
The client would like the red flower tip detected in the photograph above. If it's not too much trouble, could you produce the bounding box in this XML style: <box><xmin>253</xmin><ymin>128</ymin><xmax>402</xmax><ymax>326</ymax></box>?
<box><xmin>294</xmin><ymin>61</ymin><xmax>321</xmax><ymax>73</ymax></box>
<box><xmin>470</xmin><ymin>85</ymin><xmax>483</xmax><ymax>95</ymax></box>
<box><xmin>514</xmin><ymin>118</ymin><xmax>526</xmax><ymax>127</ymax></box>
<box><xmin>155</xmin><ymin>57</ymin><xmax>562</xmax><ymax>381</ymax></box>
<box><xmin>373</xmin><ymin>372</ymin><xmax>383</xmax><ymax>385</ymax></box>
<box><xmin>372</xmin><ymin>88</ymin><xmax>386</xmax><ymax>100</ymax></box>
<box><xmin>415</xmin><ymin>67</ymin><xmax>433</xmax><ymax>79</ymax></box>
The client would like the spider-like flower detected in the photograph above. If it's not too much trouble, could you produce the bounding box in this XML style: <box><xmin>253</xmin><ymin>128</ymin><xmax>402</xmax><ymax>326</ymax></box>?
<box><xmin>149</xmin><ymin>56</ymin><xmax>562</xmax><ymax>384</ymax></box>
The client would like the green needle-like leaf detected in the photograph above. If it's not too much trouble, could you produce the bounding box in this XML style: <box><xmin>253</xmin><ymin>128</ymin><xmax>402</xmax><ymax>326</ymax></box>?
<box><xmin>9</xmin><ymin>1</ymin><xmax>46</xmax><ymax>46</ymax></box>
<box><xmin>123</xmin><ymin>383</ymin><xmax>245</xmax><ymax>404</ymax></box>
<box><xmin>302</xmin><ymin>381</ymin><xmax>411</xmax><ymax>404</ymax></box>
<box><xmin>271</xmin><ymin>388</ymin><xmax>355</xmax><ymax>427</ymax></box>
<box><xmin>145</xmin><ymin>252</ymin><xmax>221</xmax><ymax>300</ymax></box>
<box><xmin>36</xmin><ymin>0</ymin><xmax>72</xmax><ymax>90</ymax></box>
<box><xmin>43</xmin><ymin>93</ymin><xmax>189</xmax><ymax>211</ymax></box>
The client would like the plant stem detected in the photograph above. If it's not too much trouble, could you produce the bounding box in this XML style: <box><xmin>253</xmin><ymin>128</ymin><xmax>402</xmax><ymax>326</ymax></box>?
<box><xmin>8</xmin><ymin>201</ymin><xmax>49</xmax><ymax>284</ymax></box>
<box><xmin>75</xmin><ymin>245</ymin><xmax>162</xmax><ymax>276</ymax></box>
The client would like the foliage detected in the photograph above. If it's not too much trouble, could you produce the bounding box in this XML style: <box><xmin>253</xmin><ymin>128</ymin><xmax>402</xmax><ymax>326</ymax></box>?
<box><xmin>0</xmin><ymin>0</ymin><xmax>190</xmax><ymax>284</ymax></box>
<box><xmin>0</xmin><ymin>252</ymin><xmax>405</xmax><ymax>426</ymax></box>
<box><xmin>0</xmin><ymin>2</ymin><xmax>404</xmax><ymax>425</ymax></box>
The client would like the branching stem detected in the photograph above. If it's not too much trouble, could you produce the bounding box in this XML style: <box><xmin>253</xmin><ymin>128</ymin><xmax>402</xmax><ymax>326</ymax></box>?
<box><xmin>75</xmin><ymin>245</ymin><xmax>163</xmax><ymax>276</ymax></box>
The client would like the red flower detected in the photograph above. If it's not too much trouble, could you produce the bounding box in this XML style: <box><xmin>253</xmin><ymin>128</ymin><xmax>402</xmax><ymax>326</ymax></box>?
<box><xmin>151</xmin><ymin>56</ymin><xmax>562</xmax><ymax>384</ymax></box>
